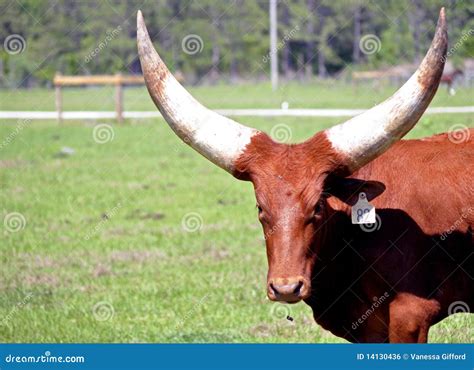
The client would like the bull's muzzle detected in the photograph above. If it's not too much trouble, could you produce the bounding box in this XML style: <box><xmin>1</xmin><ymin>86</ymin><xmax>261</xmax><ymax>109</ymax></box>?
<box><xmin>267</xmin><ymin>276</ymin><xmax>310</xmax><ymax>303</ymax></box>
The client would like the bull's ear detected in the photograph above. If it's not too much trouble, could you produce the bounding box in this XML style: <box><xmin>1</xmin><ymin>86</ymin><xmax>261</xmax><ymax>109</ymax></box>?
<box><xmin>323</xmin><ymin>175</ymin><xmax>386</xmax><ymax>206</ymax></box>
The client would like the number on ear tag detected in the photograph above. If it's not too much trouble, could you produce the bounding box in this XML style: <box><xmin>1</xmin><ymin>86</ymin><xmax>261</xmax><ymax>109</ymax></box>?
<box><xmin>351</xmin><ymin>192</ymin><xmax>376</xmax><ymax>224</ymax></box>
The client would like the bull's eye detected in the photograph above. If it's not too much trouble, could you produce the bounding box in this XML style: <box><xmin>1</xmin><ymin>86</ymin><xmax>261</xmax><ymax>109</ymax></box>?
<box><xmin>256</xmin><ymin>204</ymin><xmax>263</xmax><ymax>214</ymax></box>
<box><xmin>314</xmin><ymin>199</ymin><xmax>324</xmax><ymax>215</ymax></box>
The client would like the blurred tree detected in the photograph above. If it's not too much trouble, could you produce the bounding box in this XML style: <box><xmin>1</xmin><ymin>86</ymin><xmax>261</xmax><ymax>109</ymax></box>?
<box><xmin>0</xmin><ymin>0</ymin><xmax>470</xmax><ymax>87</ymax></box>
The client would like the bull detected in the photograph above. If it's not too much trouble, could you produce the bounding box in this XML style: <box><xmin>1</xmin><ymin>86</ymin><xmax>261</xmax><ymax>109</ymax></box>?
<box><xmin>137</xmin><ymin>8</ymin><xmax>473</xmax><ymax>343</ymax></box>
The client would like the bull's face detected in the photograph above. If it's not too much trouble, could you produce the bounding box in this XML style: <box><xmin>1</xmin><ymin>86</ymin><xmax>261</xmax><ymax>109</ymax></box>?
<box><xmin>253</xmin><ymin>172</ymin><xmax>324</xmax><ymax>303</ymax></box>
<box><xmin>246</xmin><ymin>138</ymin><xmax>385</xmax><ymax>303</ymax></box>
<box><xmin>246</xmin><ymin>142</ymin><xmax>329</xmax><ymax>303</ymax></box>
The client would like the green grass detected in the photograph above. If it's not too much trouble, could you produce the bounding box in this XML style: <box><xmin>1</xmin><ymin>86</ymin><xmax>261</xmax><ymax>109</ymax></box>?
<box><xmin>0</xmin><ymin>84</ymin><xmax>473</xmax><ymax>343</ymax></box>
<box><xmin>0</xmin><ymin>80</ymin><xmax>473</xmax><ymax>111</ymax></box>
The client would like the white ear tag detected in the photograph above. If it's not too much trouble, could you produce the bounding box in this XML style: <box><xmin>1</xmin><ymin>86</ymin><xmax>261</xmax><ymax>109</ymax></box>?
<box><xmin>351</xmin><ymin>192</ymin><xmax>376</xmax><ymax>224</ymax></box>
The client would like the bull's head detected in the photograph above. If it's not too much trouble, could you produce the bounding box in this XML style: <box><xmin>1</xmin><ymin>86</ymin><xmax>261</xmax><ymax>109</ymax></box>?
<box><xmin>137</xmin><ymin>9</ymin><xmax>447</xmax><ymax>303</ymax></box>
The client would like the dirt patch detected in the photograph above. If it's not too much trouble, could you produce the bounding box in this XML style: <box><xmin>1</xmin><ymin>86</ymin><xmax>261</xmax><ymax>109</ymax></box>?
<box><xmin>203</xmin><ymin>246</ymin><xmax>231</xmax><ymax>261</ymax></box>
<box><xmin>249</xmin><ymin>324</ymin><xmax>274</xmax><ymax>338</ymax></box>
<box><xmin>0</xmin><ymin>159</ymin><xmax>28</xmax><ymax>168</ymax></box>
<box><xmin>105</xmin><ymin>227</ymin><xmax>129</xmax><ymax>237</ymax></box>
<box><xmin>16</xmin><ymin>253</ymin><xmax>61</xmax><ymax>269</ymax></box>
<box><xmin>217</xmin><ymin>198</ymin><xmax>237</xmax><ymax>206</ymax></box>
<box><xmin>24</xmin><ymin>273</ymin><xmax>59</xmax><ymax>287</ymax></box>
<box><xmin>143</xmin><ymin>212</ymin><xmax>165</xmax><ymax>220</ymax></box>
<box><xmin>176</xmin><ymin>243</ymin><xmax>232</xmax><ymax>264</ymax></box>
<box><xmin>110</xmin><ymin>249</ymin><xmax>167</xmax><ymax>263</ymax></box>
<box><xmin>127</xmin><ymin>182</ymin><xmax>150</xmax><ymax>190</ymax></box>
<box><xmin>128</xmin><ymin>209</ymin><xmax>165</xmax><ymax>221</ymax></box>
<box><xmin>92</xmin><ymin>263</ymin><xmax>113</xmax><ymax>278</ymax></box>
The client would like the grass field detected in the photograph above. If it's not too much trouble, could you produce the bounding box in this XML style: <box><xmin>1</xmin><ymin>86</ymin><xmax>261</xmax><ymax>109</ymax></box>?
<box><xmin>1</xmin><ymin>81</ymin><xmax>473</xmax><ymax>112</ymax></box>
<box><xmin>0</xmin><ymin>83</ymin><xmax>473</xmax><ymax>343</ymax></box>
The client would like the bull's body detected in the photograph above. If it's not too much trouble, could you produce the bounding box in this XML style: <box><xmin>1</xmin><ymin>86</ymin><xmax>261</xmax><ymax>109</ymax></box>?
<box><xmin>137</xmin><ymin>8</ymin><xmax>473</xmax><ymax>342</ymax></box>
<box><xmin>308</xmin><ymin>131</ymin><xmax>473</xmax><ymax>342</ymax></box>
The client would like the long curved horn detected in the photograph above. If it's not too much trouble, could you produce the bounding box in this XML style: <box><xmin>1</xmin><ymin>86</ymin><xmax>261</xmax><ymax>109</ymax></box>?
<box><xmin>325</xmin><ymin>8</ymin><xmax>447</xmax><ymax>172</ymax></box>
<box><xmin>137</xmin><ymin>10</ymin><xmax>259</xmax><ymax>173</ymax></box>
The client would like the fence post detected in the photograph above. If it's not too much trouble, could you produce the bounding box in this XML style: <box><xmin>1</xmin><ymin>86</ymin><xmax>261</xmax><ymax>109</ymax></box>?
<box><xmin>115</xmin><ymin>73</ymin><xmax>123</xmax><ymax>123</ymax></box>
<box><xmin>54</xmin><ymin>73</ymin><xmax>63</xmax><ymax>124</ymax></box>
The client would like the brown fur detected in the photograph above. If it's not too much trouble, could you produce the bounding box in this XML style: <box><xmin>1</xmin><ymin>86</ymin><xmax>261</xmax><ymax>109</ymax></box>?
<box><xmin>234</xmin><ymin>129</ymin><xmax>473</xmax><ymax>343</ymax></box>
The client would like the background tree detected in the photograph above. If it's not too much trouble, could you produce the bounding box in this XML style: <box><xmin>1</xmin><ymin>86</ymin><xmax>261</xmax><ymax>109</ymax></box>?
<box><xmin>0</xmin><ymin>0</ymin><xmax>471</xmax><ymax>87</ymax></box>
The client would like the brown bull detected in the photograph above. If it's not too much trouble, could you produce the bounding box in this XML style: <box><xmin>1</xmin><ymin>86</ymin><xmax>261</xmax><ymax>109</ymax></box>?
<box><xmin>137</xmin><ymin>8</ymin><xmax>473</xmax><ymax>343</ymax></box>
<box><xmin>441</xmin><ymin>68</ymin><xmax>463</xmax><ymax>94</ymax></box>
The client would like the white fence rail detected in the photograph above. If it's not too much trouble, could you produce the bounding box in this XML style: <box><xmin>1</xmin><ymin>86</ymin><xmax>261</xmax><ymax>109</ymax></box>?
<box><xmin>0</xmin><ymin>106</ymin><xmax>473</xmax><ymax>120</ymax></box>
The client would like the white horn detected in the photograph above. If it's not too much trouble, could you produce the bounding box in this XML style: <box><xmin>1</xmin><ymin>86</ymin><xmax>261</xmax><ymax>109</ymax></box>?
<box><xmin>325</xmin><ymin>8</ymin><xmax>448</xmax><ymax>172</ymax></box>
<box><xmin>137</xmin><ymin>10</ymin><xmax>259</xmax><ymax>174</ymax></box>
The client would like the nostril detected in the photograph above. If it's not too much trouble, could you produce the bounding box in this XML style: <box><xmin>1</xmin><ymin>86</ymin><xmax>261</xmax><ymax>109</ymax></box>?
<box><xmin>293</xmin><ymin>280</ymin><xmax>304</xmax><ymax>296</ymax></box>
<box><xmin>269</xmin><ymin>283</ymin><xmax>278</xmax><ymax>296</ymax></box>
